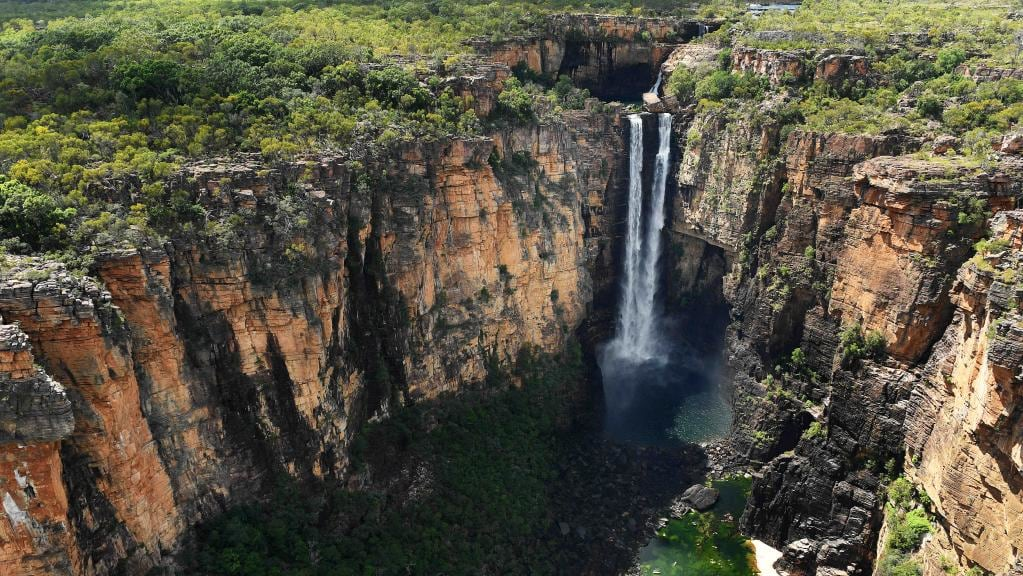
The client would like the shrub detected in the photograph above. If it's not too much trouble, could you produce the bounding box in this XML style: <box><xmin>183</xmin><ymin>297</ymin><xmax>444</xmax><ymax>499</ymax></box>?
<box><xmin>944</xmin><ymin>99</ymin><xmax>1005</xmax><ymax>132</ymax></box>
<box><xmin>495</xmin><ymin>77</ymin><xmax>535</xmax><ymax>122</ymax></box>
<box><xmin>790</xmin><ymin>347</ymin><xmax>806</xmax><ymax>370</ymax></box>
<box><xmin>840</xmin><ymin>322</ymin><xmax>887</xmax><ymax>366</ymax></box>
<box><xmin>935</xmin><ymin>47</ymin><xmax>967</xmax><ymax>75</ymax></box>
<box><xmin>695</xmin><ymin>70</ymin><xmax>736</xmax><ymax>101</ymax></box>
<box><xmin>915</xmin><ymin>92</ymin><xmax>943</xmax><ymax>119</ymax></box>
<box><xmin>887</xmin><ymin>477</ymin><xmax>915</xmax><ymax>509</ymax></box>
<box><xmin>666</xmin><ymin>68</ymin><xmax>697</xmax><ymax>102</ymax></box>
<box><xmin>802</xmin><ymin>420</ymin><xmax>825</xmax><ymax>440</ymax></box>
<box><xmin>367</xmin><ymin>66</ymin><xmax>431</xmax><ymax>110</ymax></box>
<box><xmin>887</xmin><ymin>508</ymin><xmax>931</xmax><ymax>552</ymax></box>
<box><xmin>113</xmin><ymin>59</ymin><xmax>184</xmax><ymax>101</ymax></box>
<box><xmin>877</xmin><ymin>554</ymin><xmax>923</xmax><ymax>576</ymax></box>
<box><xmin>864</xmin><ymin>330</ymin><xmax>887</xmax><ymax>358</ymax></box>
<box><xmin>552</xmin><ymin>75</ymin><xmax>588</xmax><ymax>109</ymax></box>
<box><xmin>955</xmin><ymin>194</ymin><xmax>990</xmax><ymax>227</ymax></box>
<box><xmin>732</xmin><ymin>72</ymin><xmax>769</xmax><ymax>100</ymax></box>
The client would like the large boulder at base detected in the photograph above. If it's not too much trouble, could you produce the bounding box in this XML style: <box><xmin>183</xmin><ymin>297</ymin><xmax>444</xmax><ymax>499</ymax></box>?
<box><xmin>681</xmin><ymin>484</ymin><xmax>719</xmax><ymax>511</ymax></box>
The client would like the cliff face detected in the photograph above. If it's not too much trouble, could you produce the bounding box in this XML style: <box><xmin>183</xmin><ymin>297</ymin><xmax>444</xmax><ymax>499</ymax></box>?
<box><xmin>0</xmin><ymin>105</ymin><xmax>625</xmax><ymax>573</ymax></box>
<box><xmin>664</xmin><ymin>42</ymin><xmax>1023</xmax><ymax>575</ymax></box>
<box><xmin>904</xmin><ymin>210</ymin><xmax>1023</xmax><ymax>575</ymax></box>
<box><xmin>0</xmin><ymin>318</ymin><xmax>75</xmax><ymax>576</ymax></box>
<box><xmin>469</xmin><ymin>15</ymin><xmax>717</xmax><ymax>101</ymax></box>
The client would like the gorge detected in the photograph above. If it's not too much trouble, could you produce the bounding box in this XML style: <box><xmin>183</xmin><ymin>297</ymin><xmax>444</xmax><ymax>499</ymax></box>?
<box><xmin>1</xmin><ymin>2</ymin><xmax>1022</xmax><ymax>576</ymax></box>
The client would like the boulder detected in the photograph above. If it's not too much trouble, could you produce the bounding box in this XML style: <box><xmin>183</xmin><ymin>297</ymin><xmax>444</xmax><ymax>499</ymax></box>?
<box><xmin>681</xmin><ymin>484</ymin><xmax>719</xmax><ymax>511</ymax></box>
<box><xmin>999</xmin><ymin>132</ymin><xmax>1023</xmax><ymax>154</ymax></box>
<box><xmin>932</xmin><ymin>135</ymin><xmax>959</xmax><ymax>155</ymax></box>
<box><xmin>643</xmin><ymin>92</ymin><xmax>667</xmax><ymax>113</ymax></box>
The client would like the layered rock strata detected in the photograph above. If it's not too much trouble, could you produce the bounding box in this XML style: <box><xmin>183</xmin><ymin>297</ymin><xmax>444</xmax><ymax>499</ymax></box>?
<box><xmin>662</xmin><ymin>38</ymin><xmax>1023</xmax><ymax>575</ymax></box>
<box><xmin>469</xmin><ymin>15</ymin><xmax>718</xmax><ymax>100</ymax></box>
<box><xmin>0</xmin><ymin>105</ymin><xmax>626</xmax><ymax>573</ymax></box>
<box><xmin>0</xmin><ymin>319</ymin><xmax>76</xmax><ymax>576</ymax></box>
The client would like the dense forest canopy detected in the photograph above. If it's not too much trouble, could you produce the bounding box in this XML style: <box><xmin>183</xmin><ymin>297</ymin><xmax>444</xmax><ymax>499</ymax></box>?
<box><xmin>0</xmin><ymin>0</ymin><xmax>1021</xmax><ymax>268</ymax></box>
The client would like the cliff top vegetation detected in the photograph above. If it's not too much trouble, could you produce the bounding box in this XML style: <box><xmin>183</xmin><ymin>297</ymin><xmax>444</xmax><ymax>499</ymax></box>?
<box><xmin>3</xmin><ymin>0</ymin><xmax>1023</xmax><ymax>267</ymax></box>
<box><xmin>745</xmin><ymin>0</ymin><xmax>1022</xmax><ymax>64</ymax></box>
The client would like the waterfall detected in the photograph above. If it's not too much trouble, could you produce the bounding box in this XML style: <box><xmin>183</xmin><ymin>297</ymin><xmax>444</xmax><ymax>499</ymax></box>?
<box><xmin>610</xmin><ymin>113</ymin><xmax>672</xmax><ymax>362</ymax></box>
<box><xmin>649</xmin><ymin>70</ymin><xmax>663</xmax><ymax>96</ymax></box>
<box><xmin>698</xmin><ymin>22</ymin><xmax>708</xmax><ymax>37</ymax></box>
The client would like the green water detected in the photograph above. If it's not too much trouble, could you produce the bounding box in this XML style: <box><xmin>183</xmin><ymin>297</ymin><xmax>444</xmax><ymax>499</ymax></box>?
<box><xmin>637</xmin><ymin>476</ymin><xmax>757</xmax><ymax>576</ymax></box>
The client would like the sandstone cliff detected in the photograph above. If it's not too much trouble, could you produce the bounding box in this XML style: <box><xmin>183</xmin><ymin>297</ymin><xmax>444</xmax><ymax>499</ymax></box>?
<box><xmin>469</xmin><ymin>15</ymin><xmax>718</xmax><ymax>101</ymax></box>
<box><xmin>0</xmin><ymin>104</ymin><xmax>626</xmax><ymax>573</ymax></box>
<box><xmin>904</xmin><ymin>210</ymin><xmax>1023</xmax><ymax>575</ymax></box>
<box><xmin>662</xmin><ymin>41</ymin><xmax>1023</xmax><ymax>575</ymax></box>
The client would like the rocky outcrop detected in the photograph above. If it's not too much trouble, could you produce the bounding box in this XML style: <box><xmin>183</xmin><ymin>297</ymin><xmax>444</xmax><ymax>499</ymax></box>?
<box><xmin>831</xmin><ymin>157</ymin><xmax>1021</xmax><ymax>363</ymax></box>
<box><xmin>957</xmin><ymin>63</ymin><xmax>1023</xmax><ymax>83</ymax></box>
<box><xmin>731</xmin><ymin>47</ymin><xmax>809</xmax><ymax>84</ymax></box>
<box><xmin>673</xmin><ymin>98</ymin><xmax>787</xmax><ymax>253</ymax></box>
<box><xmin>814</xmin><ymin>54</ymin><xmax>870</xmax><ymax>87</ymax></box>
<box><xmin>0</xmin><ymin>105</ymin><xmax>627</xmax><ymax>573</ymax></box>
<box><xmin>662</xmin><ymin>61</ymin><xmax>1023</xmax><ymax>571</ymax></box>
<box><xmin>446</xmin><ymin>60</ymin><xmax>512</xmax><ymax>117</ymax></box>
<box><xmin>734</xmin><ymin>148</ymin><xmax>1021</xmax><ymax>574</ymax></box>
<box><xmin>0</xmin><ymin>258</ymin><xmax>182</xmax><ymax>575</ymax></box>
<box><xmin>661</xmin><ymin>43</ymin><xmax>720</xmax><ymax>76</ymax></box>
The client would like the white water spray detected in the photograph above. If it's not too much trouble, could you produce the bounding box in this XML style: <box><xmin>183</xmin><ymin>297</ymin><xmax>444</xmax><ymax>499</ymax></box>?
<box><xmin>609</xmin><ymin>113</ymin><xmax>672</xmax><ymax>362</ymax></box>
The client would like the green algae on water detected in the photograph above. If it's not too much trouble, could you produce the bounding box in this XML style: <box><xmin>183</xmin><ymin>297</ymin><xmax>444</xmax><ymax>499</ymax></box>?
<box><xmin>637</xmin><ymin>476</ymin><xmax>757</xmax><ymax>576</ymax></box>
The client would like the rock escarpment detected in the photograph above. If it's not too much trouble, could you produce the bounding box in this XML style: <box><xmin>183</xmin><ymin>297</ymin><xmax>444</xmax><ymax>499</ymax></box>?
<box><xmin>663</xmin><ymin>42</ymin><xmax>1023</xmax><ymax>576</ymax></box>
<box><xmin>470</xmin><ymin>15</ymin><xmax>718</xmax><ymax>101</ymax></box>
<box><xmin>0</xmin><ymin>104</ymin><xmax>626</xmax><ymax>574</ymax></box>
<box><xmin>904</xmin><ymin>210</ymin><xmax>1023</xmax><ymax>575</ymax></box>
<box><xmin>2</xmin><ymin>19</ymin><xmax>1023</xmax><ymax>576</ymax></box>
<box><xmin>0</xmin><ymin>318</ymin><xmax>75</xmax><ymax>576</ymax></box>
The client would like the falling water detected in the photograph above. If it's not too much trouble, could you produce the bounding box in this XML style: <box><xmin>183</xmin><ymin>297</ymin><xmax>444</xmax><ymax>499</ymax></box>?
<box><xmin>599</xmin><ymin>111</ymin><xmax>730</xmax><ymax>445</ymax></box>
<box><xmin>649</xmin><ymin>70</ymin><xmax>663</xmax><ymax>96</ymax></box>
<box><xmin>610</xmin><ymin>113</ymin><xmax>672</xmax><ymax>362</ymax></box>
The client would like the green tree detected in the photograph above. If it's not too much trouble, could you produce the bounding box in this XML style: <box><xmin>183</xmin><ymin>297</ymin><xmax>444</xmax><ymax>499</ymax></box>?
<box><xmin>495</xmin><ymin>76</ymin><xmax>534</xmax><ymax>122</ymax></box>
<box><xmin>696</xmin><ymin>70</ymin><xmax>735</xmax><ymax>101</ymax></box>
<box><xmin>935</xmin><ymin>47</ymin><xmax>967</xmax><ymax>75</ymax></box>
<box><xmin>0</xmin><ymin>177</ymin><xmax>75</xmax><ymax>251</ymax></box>
<box><xmin>666</xmin><ymin>68</ymin><xmax>697</xmax><ymax>101</ymax></box>
<box><xmin>113</xmin><ymin>59</ymin><xmax>184</xmax><ymax>101</ymax></box>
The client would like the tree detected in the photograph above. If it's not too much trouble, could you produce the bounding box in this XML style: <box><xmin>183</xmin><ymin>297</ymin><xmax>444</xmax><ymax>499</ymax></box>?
<box><xmin>495</xmin><ymin>76</ymin><xmax>534</xmax><ymax>122</ymax></box>
<box><xmin>666</xmin><ymin>68</ymin><xmax>697</xmax><ymax>101</ymax></box>
<box><xmin>695</xmin><ymin>70</ymin><xmax>735</xmax><ymax>102</ymax></box>
<box><xmin>935</xmin><ymin>47</ymin><xmax>967</xmax><ymax>75</ymax></box>
<box><xmin>113</xmin><ymin>60</ymin><xmax>184</xmax><ymax>101</ymax></box>
<box><xmin>0</xmin><ymin>177</ymin><xmax>75</xmax><ymax>251</ymax></box>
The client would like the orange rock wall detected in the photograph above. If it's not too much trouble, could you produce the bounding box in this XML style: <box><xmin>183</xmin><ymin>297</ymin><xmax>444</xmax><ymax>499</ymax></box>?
<box><xmin>0</xmin><ymin>110</ymin><xmax>624</xmax><ymax>574</ymax></box>
<box><xmin>905</xmin><ymin>211</ymin><xmax>1023</xmax><ymax>575</ymax></box>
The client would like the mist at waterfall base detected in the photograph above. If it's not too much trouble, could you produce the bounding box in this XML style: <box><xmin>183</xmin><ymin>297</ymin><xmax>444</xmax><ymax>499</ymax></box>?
<box><xmin>597</xmin><ymin>113</ymin><xmax>732</xmax><ymax>446</ymax></box>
